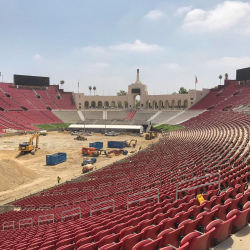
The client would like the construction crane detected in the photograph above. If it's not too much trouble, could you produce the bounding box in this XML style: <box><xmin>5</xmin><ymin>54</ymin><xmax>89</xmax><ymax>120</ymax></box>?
<box><xmin>19</xmin><ymin>133</ymin><xmax>40</xmax><ymax>155</ymax></box>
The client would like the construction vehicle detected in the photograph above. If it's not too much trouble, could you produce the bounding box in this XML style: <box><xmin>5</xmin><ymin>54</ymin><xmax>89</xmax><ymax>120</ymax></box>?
<box><xmin>39</xmin><ymin>130</ymin><xmax>47</xmax><ymax>136</ymax></box>
<box><xmin>82</xmin><ymin>147</ymin><xmax>99</xmax><ymax>157</ymax></box>
<box><xmin>145</xmin><ymin>131</ymin><xmax>157</xmax><ymax>140</ymax></box>
<box><xmin>74</xmin><ymin>135</ymin><xmax>87</xmax><ymax>141</ymax></box>
<box><xmin>19</xmin><ymin>133</ymin><xmax>40</xmax><ymax>155</ymax></box>
<box><xmin>105</xmin><ymin>131</ymin><xmax>119</xmax><ymax>136</ymax></box>
<box><xmin>126</xmin><ymin>139</ymin><xmax>137</xmax><ymax>148</ymax></box>
<box><xmin>82</xmin><ymin>164</ymin><xmax>94</xmax><ymax>173</ymax></box>
<box><xmin>81</xmin><ymin>157</ymin><xmax>97</xmax><ymax>166</ymax></box>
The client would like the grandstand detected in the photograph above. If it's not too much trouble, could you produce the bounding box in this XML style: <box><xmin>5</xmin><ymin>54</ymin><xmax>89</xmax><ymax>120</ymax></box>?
<box><xmin>2</xmin><ymin>71</ymin><xmax>250</xmax><ymax>249</ymax></box>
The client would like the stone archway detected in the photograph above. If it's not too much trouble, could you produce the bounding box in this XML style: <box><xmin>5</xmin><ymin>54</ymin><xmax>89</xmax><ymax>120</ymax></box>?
<box><xmin>91</xmin><ymin>101</ymin><xmax>96</xmax><ymax>108</ymax></box>
<box><xmin>111</xmin><ymin>101</ymin><xmax>116</xmax><ymax>108</ymax></box>
<box><xmin>98</xmin><ymin>101</ymin><xmax>103</xmax><ymax>108</ymax></box>
<box><xmin>165</xmin><ymin>100</ymin><xmax>169</xmax><ymax>110</ymax></box>
<box><xmin>118</xmin><ymin>101</ymin><xmax>122</xmax><ymax>109</ymax></box>
<box><xmin>177</xmin><ymin>100</ymin><xmax>181</xmax><ymax>109</ymax></box>
<box><xmin>84</xmin><ymin>101</ymin><xmax>89</xmax><ymax>108</ymax></box>
<box><xmin>171</xmin><ymin>100</ymin><xmax>175</xmax><ymax>110</ymax></box>
<box><xmin>184</xmin><ymin>99</ymin><xmax>188</xmax><ymax>109</ymax></box>
<box><xmin>159</xmin><ymin>100</ymin><xmax>163</xmax><ymax>110</ymax></box>
<box><xmin>146</xmin><ymin>101</ymin><xmax>151</xmax><ymax>109</ymax></box>
<box><xmin>153</xmin><ymin>100</ymin><xmax>158</xmax><ymax>110</ymax></box>
<box><xmin>124</xmin><ymin>101</ymin><xmax>128</xmax><ymax>109</ymax></box>
<box><xmin>135</xmin><ymin>95</ymin><xmax>141</xmax><ymax>110</ymax></box>
<box><xmin>104</xmin><ymin>101</ymin><xmax>109</xmax><ymax>108</ymax></box>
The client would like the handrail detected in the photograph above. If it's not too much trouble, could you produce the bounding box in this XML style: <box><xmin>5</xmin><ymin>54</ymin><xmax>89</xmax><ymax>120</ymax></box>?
<box><xmin>38</xmin><ymin>214</ymin><xmax>54</xmax><ymax>225</ymax></box>
<box><xmin>24</xmin><ymin>205</ymin><xmax>35</xmax><ymax>210</ymax></box>
<box><xmin>61</xmin><ymin>207</ymin><xmax>81</xmax><ymax>221</ymax></box>
<box><xmin>83</xmin><ymin>186</ymin><xmax>95</xmax><ymax>192</ymax></box>
<box><xmin>39</xmin><ymin>204</ymin><xmax>51</xmax><ymax>210</ymax></box>
<box><xmin>52</xmin><ymin>189</ymin><xmax>64</xmax><ymax>195</ymax></box>
<box><xmin>55</xmin><ymin>200</ymin><xmax>68</xmax><ymax>208</ymax></box>
<box><xmin>90</xmin><ymin>199</ymin><xmax>115</xmax><ymax>216</ymax></box>
<box><xmin>99</xmin><ymin>182</ymin><xmax>112</xmax><ymax>189</ymax></box>
<box><xmin>19</xmin><ymin>218</ymin><xmax>33</xmax><ymax>229</ymax></box>
<box><xmin>127</xmin><ymin>188</ymin><xmax>159</xmax><ymax>209</ymax></box>
<box><xmin>176</xmin><ymin>173</ymin><xmax>220</xmax><ymax>200</ymax></box>
<box><xmin>3</xmin><ymin>221</ymin><xmax>14</xmax><ymax>231</ymax></box>
<box><xmin>73</xmin><ymin>196</ymin><xmax>87</xmax><ymax>204</ymax></box>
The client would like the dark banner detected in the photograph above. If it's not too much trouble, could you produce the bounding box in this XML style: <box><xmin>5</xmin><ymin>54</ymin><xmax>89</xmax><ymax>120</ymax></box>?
<box><xmin>236</xmin><ymin>67</ymin><xmax>250</xmax><ymax>81</ymax></box>
<box><xmin>14</xmin><ymin>75</ymin><xmax>50</xmax><ymax>87</ymax></box>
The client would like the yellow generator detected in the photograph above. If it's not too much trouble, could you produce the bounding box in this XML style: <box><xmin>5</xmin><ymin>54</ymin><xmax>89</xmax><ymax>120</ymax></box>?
<box><xmin>19</xmin><ymin>133</ymin><xmax>40</xmax><ymax>155</ymax></box>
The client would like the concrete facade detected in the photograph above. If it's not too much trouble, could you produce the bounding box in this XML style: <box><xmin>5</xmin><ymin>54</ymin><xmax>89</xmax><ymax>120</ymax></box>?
<box><xmin>73</xmin><ymin>70</ymin><xmax>210</xmax><ymax>110</ymax></box>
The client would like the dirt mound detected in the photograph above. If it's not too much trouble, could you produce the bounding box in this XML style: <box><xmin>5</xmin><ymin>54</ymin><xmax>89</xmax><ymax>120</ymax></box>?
<box><xmin>0</xmin><ymin>159</ymin><xmax>39</xmax><ymax>191</ymax></box>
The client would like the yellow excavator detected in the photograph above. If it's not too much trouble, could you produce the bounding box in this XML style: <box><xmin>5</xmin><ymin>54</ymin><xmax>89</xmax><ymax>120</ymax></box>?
<box><xmin>19</xmin><ymin>133</ymin><xmax>40</xmax><ymax>155</ymax></box>
<box><xmin>126</xmin><ymin>139</ymin><xmax>137</xmax><ymax>148</ymax></box>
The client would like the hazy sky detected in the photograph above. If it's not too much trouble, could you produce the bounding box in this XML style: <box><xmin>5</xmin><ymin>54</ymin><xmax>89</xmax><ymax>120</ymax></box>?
<box><xmin>1</xmin><ymin>0</ymin><xmax>250</xmax><ymax>95</ymax></box>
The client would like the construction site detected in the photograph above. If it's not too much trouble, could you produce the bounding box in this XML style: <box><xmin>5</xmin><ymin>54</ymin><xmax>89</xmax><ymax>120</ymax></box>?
<box><xmin>0</xmin><ymin>131</ymin><xmax>153</xmax><ymax>205</ymax></box>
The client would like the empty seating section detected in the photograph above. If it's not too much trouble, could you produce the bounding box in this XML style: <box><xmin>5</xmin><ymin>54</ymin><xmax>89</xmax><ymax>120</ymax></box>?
<box><xmin>83</xmin><ymin>111</ymin><xmax>103</xmax><ymax>120</ymax></box>
<box><xmin>167</xmin><ymin>110</ymin><xmax>206</xmax><ymax>125</ymax></box>
<box><xmin>125</xmin><ymin>111</ymin><xmax>136</xmax><ymax>120</ymax></box>
<box><xmin>53</xmin><ymin>111</ymin><xmax>81</xmax><ymax>123</ymax></box>
<box><xmin>1</xmin><ymin>107</ymin><xmax>250</xmax><ymax>249</ymax></box>
<box><xmin>150</xmin><ymin>111</ymin><xmax>180</xmax><ymax>124</ymax></box>
<box><xmin>190</xmin><ymin>81</ymin><xmax>250</xmax><ymax>111</ymax></box>
<box><xmin>133</xmin><ymin>111</ymin><xmax>157</xmax><ymax>122</ymax></box>
<box><xmin>107</xmin><ymin>111</ymin><xmax>127</xmax><ymax>120</ymax></box>
<box><xmin>0</xmin><ymin>83</ymin><xmax>72</xmax><ymax>131</ymax></box>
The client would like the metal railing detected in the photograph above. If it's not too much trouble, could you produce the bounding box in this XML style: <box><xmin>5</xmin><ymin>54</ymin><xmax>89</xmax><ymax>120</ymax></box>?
<box><xmin>99</xmin><ymin>182</ymin><xmax>112</xmax><ymax>189</ymax></box>
<box><xmin>52</xmin><ymin>189</ymin><xmax>64</xmax><ymax>195</ymax></box>
<box><xmin>73</xmin><ymin>196</ymin><xmax>87</xmax><ymax>204</ymax></box>
<box><xmin>176</xmin><ymin>173</ymin><xmax>220</xmax><ymax>200</ymax></box>
<box><xmin>83</xmin><ymin>186</ymin><xmax>95</xmax><ymax>192</ymax></box>
<box><xmin>90</xmin><ymin>199</ymin><xmax>115</xmax><ymax>216</ymax></box>
<box><xmin>55</xmin><ymin>200</ymin><xmax>68</xmax><ymax>208</ymax></box>
<box><xmin>3</xmin><ymin>221</ymin><xmax>14</xmax><ymax>231</ymax></box>
<box><xmin>39</xmin><ymin>204</ymin><xmax>51</xmax><ymax>210</ymax></box>
<box><xmin>66</xmin><ymin>188</ymin><xmax>78</xmax><ymax>194</ymax></box>
<box><xmin>127</xmin><ymin>188</ymin><xmax>159</xmax><ymax>209</ymax></box>
<box><xmin>19</xmin><ymin>218</ymin><xmax>33</xmax><ymax>229</ymax></box>
<box><xmin>61</xmin><ymin>207</ymin><xmax>81</xmax><ymax>221</ymax></box>
<box><xmin>93</xmin><ymin>191</ymin><xmax>109</xmax><ymax>200</ymax></box>
<box><xmin>38</xmin><ymin>214</ymin><xmax>54</xmax><ymax>225</ymax></box>
<box><xmin>24</xmin><ymin>205</ymin><xmax>35</xmax><ymax>210</ymax></box>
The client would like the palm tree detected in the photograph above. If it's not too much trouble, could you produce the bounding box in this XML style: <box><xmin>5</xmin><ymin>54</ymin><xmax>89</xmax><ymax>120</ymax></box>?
<box><xmin>60</xmin><ymin>80</ymin><xmax>65</xmax><ymax>89</ymax></box>
<box><xmin>225</xmin><ymin>73</ymin><xmax>228</xmax><ymax>80</ymax></box>
<box><xmin>89</xmin><ymin>86</ymin><xmax>92</xmax><ymax>95</ymax></box>
<box><xmin>93</xmin><ymin>86</ymin><xmax>96</xmax><ymax>96</ymax></box>
<box><xmin>219</xmin><ymin>75</ymin><xmax>222</xmax><ymax>85</ymax></box>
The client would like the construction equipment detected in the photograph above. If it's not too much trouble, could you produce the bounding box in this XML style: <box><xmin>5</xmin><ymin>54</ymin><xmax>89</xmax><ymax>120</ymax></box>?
<box><xmin>82</xmin><ymin>164</ymin><xmax>94</xmax><ymax>173</ymax></box>
<box><xmin>126</xmin><ymin>139</ymin><xmax>137</xmax><ymax>148</ymax></box>
<box><xmin>39</xmin><ymin>130</ymin><xmax>47</xmax><ymax>136</ymax></box>
<box><xmin>145</xmin><ymin>131</ymin><xmax>157</xmax><ymax>140</ymax></box>
<box><xmin>82</xmin><ymin>147</ymin><xmax>99</xmax><ymax>157</ymax></box>
<box><xmin>19</xmin><ymin>133</ymin><xmax>40</xmax><ymax>155</ymax></box>
<box><xmin>108</xmin><ymin>150</ymin><xmax>124</xmax><ymax>156</ymax></box>
<box><xmin>74</xmin><ymin>135</ymin><xmax>87</xmax><ymax>141</ymax></box>
<box><xmin>81</xmin><ymin>157</ymin><xmax>97</xmax><ymax>166</ymax></box>
<box><xmin>105</xmin><ymin>131</ymin><xmax>119</xmax><ymax>136</ymax></box>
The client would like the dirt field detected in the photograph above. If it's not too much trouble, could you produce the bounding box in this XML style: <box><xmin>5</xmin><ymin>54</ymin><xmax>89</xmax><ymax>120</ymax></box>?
<box><xmin>0</xmin><ymin>131</ymin><xmax>154</xmax><ymax>205</ymax></box>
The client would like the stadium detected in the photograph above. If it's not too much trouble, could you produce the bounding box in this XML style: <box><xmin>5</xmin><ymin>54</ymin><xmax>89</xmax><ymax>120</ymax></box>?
<box><xmin>0</xmin><ymin>66</ymin><xmax>250</xmax><ymax>250</ymax></box>
<box><xmin>1</xmin><ymin>1</ymin><xmax>250</xmax><ymax>250</ymax></box>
